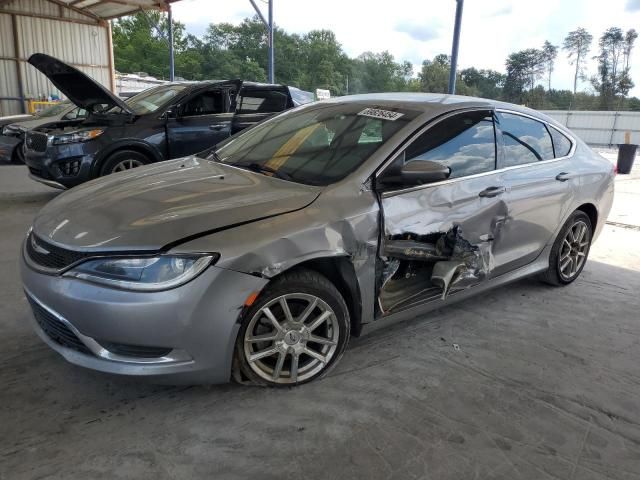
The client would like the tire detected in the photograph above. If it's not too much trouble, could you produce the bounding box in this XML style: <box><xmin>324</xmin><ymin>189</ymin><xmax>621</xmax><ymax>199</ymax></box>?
<box><xmin>10</xmin><ymin>142</ymin><xmax>25</xmax><ymax>164</ymax></box>
<box><xmin>234</xmin><ymin>269</ymin><xmax>350</xmax><ymax>387</ymax></box>
<box><xmin>100</xmin><ymin>150</ymin><xmax>150</xmax><ymax>176</ymax></box>
<box><xmin>541</xmin><ymin>210</ymin><xmax>593</xmax><ymax>286</ymax></box>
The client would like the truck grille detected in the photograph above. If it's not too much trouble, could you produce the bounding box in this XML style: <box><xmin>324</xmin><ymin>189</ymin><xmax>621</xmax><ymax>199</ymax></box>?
<box><xmin>26</xmin><ymin>232</ymin><xmax>92</xmax><ymax>271</ymax></box>
<box><xmin>25</xmin><ymin>131</ymin><xmax>48</xmax><ymax>152</ymax></box>
<box><xmin>28</xmin><ymin>297</ymin><xmax>91</xmax><ymax>355</ymax></box>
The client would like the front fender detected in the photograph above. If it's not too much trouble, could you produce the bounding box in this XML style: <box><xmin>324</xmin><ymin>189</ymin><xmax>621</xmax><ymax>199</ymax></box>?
<box><xmin>92</xmin><ymin>139</ymin><xmax>165</xmax><ymax>177</ymax></box>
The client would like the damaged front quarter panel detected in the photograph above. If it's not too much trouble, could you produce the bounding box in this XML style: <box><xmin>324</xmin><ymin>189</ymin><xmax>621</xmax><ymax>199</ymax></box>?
<box><xmin>167</xmin><ymin>182</ymin><xmax>382</xmax><ymax>330</ymax></box>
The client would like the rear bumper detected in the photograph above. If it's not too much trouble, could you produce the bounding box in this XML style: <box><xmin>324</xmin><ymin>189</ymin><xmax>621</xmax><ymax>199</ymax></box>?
<box><xmin>21</xmin><ymin>252</ymin><xmax>269</xmax><ymax>384</ymax></box>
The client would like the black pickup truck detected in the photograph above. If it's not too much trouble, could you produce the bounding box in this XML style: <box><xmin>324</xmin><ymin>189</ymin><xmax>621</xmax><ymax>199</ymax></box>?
<box><xmin>24</xmin><ymin>53</ymin><xmax>314</xmax><ymax>189</ymax></box>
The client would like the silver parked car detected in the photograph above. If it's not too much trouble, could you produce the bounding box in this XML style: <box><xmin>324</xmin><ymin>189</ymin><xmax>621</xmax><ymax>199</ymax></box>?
<box><xmin>21</xmin><ymin>93</ymin><xmax>614</xmax><ymax>386</ymax></box>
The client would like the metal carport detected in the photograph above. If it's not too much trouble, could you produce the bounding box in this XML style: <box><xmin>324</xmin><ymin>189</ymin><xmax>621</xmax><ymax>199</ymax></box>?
<box><xmin>0</xmin><ymin>0</ymin><xmax>181</xmax><ymax>115</ymax></box>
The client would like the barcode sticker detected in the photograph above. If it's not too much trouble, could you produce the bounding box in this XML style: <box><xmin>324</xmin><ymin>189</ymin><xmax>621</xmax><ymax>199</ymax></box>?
<box><xmin>357</xmin><ymin>108</ymin><xmax>404</xmax><ymax>121</ymax></box>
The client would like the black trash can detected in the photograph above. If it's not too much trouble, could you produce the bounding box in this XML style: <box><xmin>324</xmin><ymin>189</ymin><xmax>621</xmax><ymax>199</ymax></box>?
<box><xmin>617</xmin><ymin>144</ymin><xmax>638</xmax><ymax>174</ymax></box>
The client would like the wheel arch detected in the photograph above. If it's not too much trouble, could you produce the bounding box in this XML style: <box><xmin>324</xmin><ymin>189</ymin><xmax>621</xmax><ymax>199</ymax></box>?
<box><xmin>267</xmin><ymin>255</ymin><xmax>365</xmax><ymax>337</ymax></box>
<box><xmin>92</xmin><ymin>140</ymin><xmax>164</xmax><ymax>177</ymax></box>
<box><xmin>575</xmin><ymin>203</ymin><xmax>598</xmax><ymax>230</ymax></box>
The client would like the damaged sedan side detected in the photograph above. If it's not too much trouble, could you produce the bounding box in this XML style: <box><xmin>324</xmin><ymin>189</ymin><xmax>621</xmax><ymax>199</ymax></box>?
<box><xmin>21</xmin><ymin>93</ymin><xmax>614</xmax><ymax>386</ymax></box>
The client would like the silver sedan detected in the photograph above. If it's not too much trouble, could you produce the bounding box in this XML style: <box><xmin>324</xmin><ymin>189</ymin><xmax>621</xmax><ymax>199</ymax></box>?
<box><xmin>21</xmin><ymin>93</ymin><xmax>614</xmax><ymax>386</ymax></box>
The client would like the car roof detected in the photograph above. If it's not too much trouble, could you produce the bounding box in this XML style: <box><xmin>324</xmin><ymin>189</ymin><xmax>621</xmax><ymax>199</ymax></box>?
<box><xmin>324</xmin><ymin>92</ymin><xmax>555</xmax><ymax>125</ymax></box>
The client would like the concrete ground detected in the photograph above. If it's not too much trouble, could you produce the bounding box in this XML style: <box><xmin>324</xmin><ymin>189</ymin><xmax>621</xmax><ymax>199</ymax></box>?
<box><xmin>1</xmin><ymin>156</ymin><xmax>639</xmax><ymax>480</ymax></box>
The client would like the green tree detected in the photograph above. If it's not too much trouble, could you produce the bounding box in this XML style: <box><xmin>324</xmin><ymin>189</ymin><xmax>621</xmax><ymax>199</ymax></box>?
<box><xmin>592</xmin><ymin>27</ymin><xmax>636</xmax><ymax>109</ymax></box>
<box><xmin>112</xmin><ymin>12</ymin><xmax>192</xmax><ymax>79</ymax></box>
<box><xmin>541</xmin><ymin>41</ymin><xmax>558</xmax><ymax>91</ymax></box>
<box><xmin>460</xmin><ymin>67</ymin><xmax>505</xmax><ymax>99</ymax></box>
<box><xmin>350</xmin><ymin>51</ymin><xmax>413</xmax><ymax>93</ymax></box>
<box><xmin>563</xmin><ymin>27</ymin><xmax>593</xmax><ymax>94</ymax></box>
<box><xmin>504</xmin><ymin>49</ymin><xmax>544</xmax><ymax>102</ymax></box>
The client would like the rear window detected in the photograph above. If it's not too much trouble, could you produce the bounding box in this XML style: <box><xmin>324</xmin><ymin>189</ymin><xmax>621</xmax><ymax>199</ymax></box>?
<box><xmin>237</xmin><ymin>90</ymin><xmax>289</xmax><ymax>114</ymax></box>
<box><xmin>498</xmin><ymin>112</ymin><xmax>554</xmax><ymax>166</ymax></box>
<box><xmin>549</xmin><ymin>127</ymin><xmax>572</xmax><ymax>157</ymax></box>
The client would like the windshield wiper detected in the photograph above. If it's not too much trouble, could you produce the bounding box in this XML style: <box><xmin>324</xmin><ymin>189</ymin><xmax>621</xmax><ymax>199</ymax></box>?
<box><xmin>228</xmin><ymin>162</ymin><xmax>293</xmax><ymax>181</ymax></box>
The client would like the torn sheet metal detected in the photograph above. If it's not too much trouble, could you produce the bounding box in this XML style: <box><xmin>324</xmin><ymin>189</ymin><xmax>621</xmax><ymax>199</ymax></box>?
<box><xmin>379</xmin><ymin>226</ymin><xmax>495</xmax><ymax>313</ymax></box>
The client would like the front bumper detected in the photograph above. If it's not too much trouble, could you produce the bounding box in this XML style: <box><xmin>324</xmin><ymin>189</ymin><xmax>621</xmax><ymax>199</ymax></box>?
<box><xmin>0</xmin><ymin>134</ymin><xmax>21</xmax><ymax>162</ymax></box>
<box><xmin>21</xmin><ymin>253</ymin><xmax>268</xmax><ymax>384</ymax></box>
<box><xmin>24</xmin><ymin>139</ymin><xmax>100</xmax><ymax>188</ymax></box>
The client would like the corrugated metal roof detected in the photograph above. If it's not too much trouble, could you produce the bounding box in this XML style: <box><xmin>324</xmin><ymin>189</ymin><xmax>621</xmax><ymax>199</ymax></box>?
<box><xmin>0</xmin><ymin>0</ymin><xmax>183</xmax><ymax>22</ymax></box>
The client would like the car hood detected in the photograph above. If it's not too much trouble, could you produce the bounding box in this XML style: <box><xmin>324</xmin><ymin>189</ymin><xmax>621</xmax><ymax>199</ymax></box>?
<box><xmin>28</xmin><ymin>53</ymin><xmax>133</xmax><ymax>114</ymax></box>
<box><xmin>32</xmin><ymin>157</ymin><xmax>322</xmax><ymax>251</ymax></box>
<box><xmin>0</xmin><ymin>114</ymin><xmax>33</xmax><ymax>127</ymax></box>
<box><xmin>4</xmin><ymin>114</ymin><xmax>69</xmax><ymax>133</ymax></box>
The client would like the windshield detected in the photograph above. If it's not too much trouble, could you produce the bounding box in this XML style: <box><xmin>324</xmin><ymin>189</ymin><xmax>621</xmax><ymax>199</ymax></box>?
<box><xmin>36</xmin><ymin>101</ymin><xmax>71</xmax><ymax>118</ymax></box>
<box><xmin>214</xmin><ymin>103</ymin><xmax>418</xmax><ymax>185</ymax></box>
<box><xmin>121</xmin><ymin>84</ymin><xmax>189</xmax><ymax>115</ymax></box>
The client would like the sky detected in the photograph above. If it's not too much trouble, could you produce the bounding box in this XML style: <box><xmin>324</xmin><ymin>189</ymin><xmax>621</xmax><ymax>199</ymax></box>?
<box><xmin>171</xmin><ymin>0</ymin><xmax>640</xmax><ymax>96</ymax></box>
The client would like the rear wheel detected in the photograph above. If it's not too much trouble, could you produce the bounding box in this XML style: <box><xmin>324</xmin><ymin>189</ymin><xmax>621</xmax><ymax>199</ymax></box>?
<box><xmin>541</xmin><ymin>211</ymin><xmax>592</xmax><ymax>286</ymax></box>
<box><xmin>100</xmin><ymin>150</ymin><xmax>149</xmax><ymax>176</ymax></box>
<box><xmin>235</xmin><ymin>269</ymin><xmax>350</xmax><ymax>386</ymax></box>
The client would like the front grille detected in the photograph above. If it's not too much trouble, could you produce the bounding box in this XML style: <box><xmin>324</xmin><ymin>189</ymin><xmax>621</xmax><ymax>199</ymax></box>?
<box><xmin>26</xmin><ymin>232</ymin><xmax>91</xmax><ymax>271</ymax></box>
<box><xmin>25</xmin><ymin>131</ymin><xmax>48</xmax><ymax>152</ymax></box>
<box><xmin>28</xmin><ymin>297</ymin><xmax>91</xmax><ymax>354</ymax></box>
<box><xmin>97</xmin><ymin>341</ymin><xmax>172</xmax><ymax>358</ymax></box>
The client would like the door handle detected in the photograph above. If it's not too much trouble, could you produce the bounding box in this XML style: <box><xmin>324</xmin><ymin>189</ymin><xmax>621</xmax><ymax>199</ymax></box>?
<box><xmin>209</xmin><ymin>124</ymin><xmax>225</xmax><ymax>131</ymax></box>
<box><xmin>478</xmin><ymin>186</ymin><xmax>506</xmax><ymax>198</ymax></box>
<box><xmin>555</xmin><ymin>172</ymin><xmax>571</xmax><ymax>182</ymax></box>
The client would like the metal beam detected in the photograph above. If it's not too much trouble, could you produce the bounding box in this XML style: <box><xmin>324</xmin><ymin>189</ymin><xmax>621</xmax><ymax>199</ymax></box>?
<box><xmin>268</xmin><ymin>0</ymin><xmax>273</xmax><ymax>83</ymax></box>
<box><xmin>0</xmin><ymin>7</ymin><xmax>99</xmax><ymax>24</ymax></box>
<box><xmin>248</xmin><ymin>0</ymin><xmax>274</xmax><ymax>83</ymax></box>
<box><xmin>11</xmin><ymin>13</ymin><xmax>25</xmax><ymax>114</ymax></box>
<box><xmin>44</xmin><ymin>0</ymin><xmax>102</xmax><ymax>21</ymax></box>
<box><xmin>448</xmin><ymin>0</ymin><xmax>464</xmax><ymax>95</ymax></box>
<box><xmin>168</xmin><ymin>3</ymin><xmax>174</xmax><ymax>81</ymax></box>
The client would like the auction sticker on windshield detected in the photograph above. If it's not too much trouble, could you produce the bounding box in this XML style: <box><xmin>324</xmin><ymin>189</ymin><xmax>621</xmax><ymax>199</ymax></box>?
<box><xmin>357</xmin><ymin>108</ymin><xmax>404</xmax><ymax>121</ymax></box>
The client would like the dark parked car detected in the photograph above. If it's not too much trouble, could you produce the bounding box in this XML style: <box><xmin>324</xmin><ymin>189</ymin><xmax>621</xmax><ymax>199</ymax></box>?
<box><xmin>0</xmin><ymin>101</ymin><xmax>87</xmax><ymax>164</ymax></box>
<box><xmin>21</xmin><ymin>93</ymin><xmax>614</xmax><ymax>386</ymax></box>
<box><xmin>23</xmin><ymin>53</ymin><xmax>313</xmax><ymax>189</ymax></box>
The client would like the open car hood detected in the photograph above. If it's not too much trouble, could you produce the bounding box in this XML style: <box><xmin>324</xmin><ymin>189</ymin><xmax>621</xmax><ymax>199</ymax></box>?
<box><xmin>28</xmin><ymin>53</ymin><xmax>133</xmax><ymax>114</ymax></box>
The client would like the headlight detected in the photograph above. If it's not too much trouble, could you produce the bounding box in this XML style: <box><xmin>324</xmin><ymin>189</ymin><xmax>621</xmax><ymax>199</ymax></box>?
<box><xmin>53</xmin><ymin>128</ymin><xmax>104</xmax><ymax>145</ymax></box>
<box><xmin>63</xmin><ymin>254</ymin><xmax>216</xmax><ymax>291</ymax></box>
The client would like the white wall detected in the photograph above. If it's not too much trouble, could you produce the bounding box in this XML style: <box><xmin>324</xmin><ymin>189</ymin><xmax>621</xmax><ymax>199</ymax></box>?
<box><xmin>0</xmin><ymin>0</ymin><xmax>112</xmax><ymax>116</ymax></box>
<box><xmin>542</xmin><ymin>110</ymin><xmax>640</xmax><ymax>146</ymax></box>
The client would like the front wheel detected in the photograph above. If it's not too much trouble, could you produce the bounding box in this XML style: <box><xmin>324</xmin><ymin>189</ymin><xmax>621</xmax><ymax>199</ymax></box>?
<box><xmin>100</xmin><ymin>150</ymin><xmax>150</xmax><ymax>176</ymax></box>
<box><xmin>11</xmin><ymin>142</ymin><xmax>25</xmax><ymax>164</ymax></box>
<box><xmin>541</xmin><ymin>211</ymin><xmax>593</xmax><ymax>286</ymax></box>
<box><xmin>235</xmin><ymin>269</ymin><xmax>350</xmax><ymax>386</ymax></box>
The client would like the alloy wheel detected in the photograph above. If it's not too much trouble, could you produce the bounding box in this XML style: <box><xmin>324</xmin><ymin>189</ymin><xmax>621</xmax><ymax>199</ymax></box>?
<box><xmin>558</xmin><ymin>220</ymin><xmax>590</xmax><ymax>281</ymax></box>
<box><xmin>111</xmin><ymin>159</ymin><xmax>144</xmax><ymax>172</ymax></box>
<box><xmin>243</xmin><ymin>293</ymin><xmax>340</xmax><ymax>384</ymax></box>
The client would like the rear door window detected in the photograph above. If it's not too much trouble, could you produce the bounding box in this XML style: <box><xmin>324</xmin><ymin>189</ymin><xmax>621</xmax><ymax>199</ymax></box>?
<box><xmin>497</xmin><ymin>112</ymin><xmax>554</xmax><ymax>166</ymax></box>
<box><xmin>237</xmin><ymin>89</ymin><xmax>289</xmax><ymax>114</ymax></box>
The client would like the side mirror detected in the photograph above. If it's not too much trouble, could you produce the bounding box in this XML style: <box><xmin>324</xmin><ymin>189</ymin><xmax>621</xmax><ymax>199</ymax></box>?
<box><xmin>165</xmin><ymin>104</ymin><xmax>180</xmax><ymax>119</ymax></box>
<box><xmin>400</xmin><ymin>160</ymin><xmax>451</xmax><ymax>185</ymax></box>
